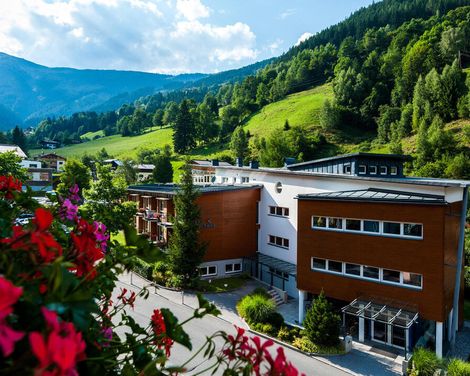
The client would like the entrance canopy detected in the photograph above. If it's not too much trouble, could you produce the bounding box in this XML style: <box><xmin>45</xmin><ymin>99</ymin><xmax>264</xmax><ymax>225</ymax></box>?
<box><xmin>342</xmin><ymin>298</ymin><xmax>418</xmax><ymax>329</ymax></box>
<box><xmin>256</xmin><ymin>253</ymin><xmax>297</xmax><ymax>276</ymax></box>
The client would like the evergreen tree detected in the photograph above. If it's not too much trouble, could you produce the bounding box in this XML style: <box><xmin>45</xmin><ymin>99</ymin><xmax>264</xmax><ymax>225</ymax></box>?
<box><xmin>283</xmin><ymin>119</ymin><xmax>291</xmax><ymax>131</ymax></box>
<box><xmin>167</xmin><ymin>162</ymin><xmax>206</xmax><ymax>286</ymax></box>
<box><xmin>153</xmin><ymin>109</ymin><xmax>164</xmax><ymax>128</ymax></box>
<box><xmin>173</xmin><ymin>100</ymin><xmax>196</xmax><ymax>153</ymax></box>
<box><xmin>230</xmin><ymin>126</ymin><xmax>248</xmax><ymax>161</ymax></box>
<box><xmin>412</xmin><ymin>76</ymin><xmax>426</xmax><ymax>132</ymax></box>
<box><xmin>11</xmin><ymin>126</ymin><xmax>27</xmax><ymax>153</ymax></box>
<box><xmin>303</xmin><ymin>291</ymin><xmax>340</xmax><ymax>347</ymax></box>
<box><xmin>152</xmin><ymin>155</ymin><xmax>173</xmax><ymax>183</ymax></box>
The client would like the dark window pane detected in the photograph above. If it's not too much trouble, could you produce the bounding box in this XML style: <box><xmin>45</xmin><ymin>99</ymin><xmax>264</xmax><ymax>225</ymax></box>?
<box><xmin>284</xmin><ymin>208</ymin><xmax>289</xmax><ymax>216</ymax></box>
<box><xmin>363</xmin><ymin>220</ymin><xmax>380</xmax><ymax>233</ymax></box>
<box><xmin>276</xmin><ymin>207</ymin><xmax>283</xmax><ymax>216</ymax></box>
<box><xmin>383</xmin><ymin>269</ymin><xmax>400</xmax><ymax>283</ymax></box>
<box><xmin>269</xmin><ymin>235</ymin><xmax>275</xmax><ymax>244</ymax></box>
<box><xmin>328</xmin><ymin>218</ymin><xmax>343</xmax><ymax>229</ymax></box>
<box><xmin>404</xmin><ymin>223</ymin><xmax>422</xmax><ymax>237</ymax></box>
<box><xmin>225</xmin><ymin>264</ymin><xmax>233</xmax><ymax>272</ymax></box>
<box><xmin>270</xmin><ymin>206</ymin><xmax>276</xmax><ymax>215</ymax></box>
<box><xmin>313</xmin><ymin>216</ymin><xmax>326</xmax><ymax>228</ymax></box>
<box><xmin>363</xmin><ymin>266</ymin><xmax>379</xmax><ymax>279</ymax></box>
<box><xmin>345</xmin><ymin>263</ymin><xmax>361</xmax><ymax>276</ymax></box>
<box><xmin>403</xmin><ymin>272</ymin><xmax>422</xmax><ymax>287</ymax></box>
<box><xmin>208</xmin><ymin>266</ymin><xmax>216</xmax><ymax>274</ymax></box>
<box><xmin>346</xmin><ymin>219</ymin><xmax>361</xmax><ymax>231</ymax></box>
<box><xmin>312</xmin><ymin>258</ymin><xmax>326</xmax><ymax>270</ymax></box>
<box><xmin>384</xmin><ymin>222</ymin><xmax>401</xmax><ymax>235</ymax></box>
<box><xmin>234</xmin><ymin>263</ymin><xmax>241</xmax><ymax>271</ymax></box>
<box><xmin>283</xmin><ymin>238</ymin><xmax>289</xmax><ymax>248</ymax></box>
<box><xmin>276</xmin><ymin>237</ymin><xmax>283</xmax><ymax>246</ymax></box>
<box><xmin>328</xmin><ymin>260</ymin><xmax>342</xmax><ymax>273</ymax></box>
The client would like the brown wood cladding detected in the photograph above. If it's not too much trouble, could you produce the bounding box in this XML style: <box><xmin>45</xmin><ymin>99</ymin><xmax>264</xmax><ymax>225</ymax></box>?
<box><xmin>297</xmin><ymin>199</ymin><xmax>463</xmax><ymax>323</ymax></box>
<box><xmin>197</xmin><ymin>188</ymin><xmax>260</xmax><ymax>261</ymax></box>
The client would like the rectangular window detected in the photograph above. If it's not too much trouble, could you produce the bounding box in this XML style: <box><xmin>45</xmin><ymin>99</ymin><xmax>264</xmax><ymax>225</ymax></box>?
<box><xmin>369</xmin><ymin>166</ymin><xmax>377</xmax><ymax>175</ymax></box>
<box><xmin>390</xmin><ymin>166</ymin><xmax>398</xmax><ymax>175</ymax></box>
<box><xmin>359</xmin><ymin>165</ymin><xmax>367</xmax><ymax>174</ymax></box>
<box><xmin>383</xmin><ymin>269</ymin><xmax>401</xmax><ymax>284</ymax></box>
<box><xmin>346</xmin><ymin>219</ymin><xmax>361</xmax><ymax>231</ymax></box>
<box><xmin>284</xmin><ymin>208</ymin><xmax>289</xmax><ymax>216</ymax></box>
<box><xmin>268</xmin><ymin>235</ymin><xmax>289</xmax><ymax>249</ymax></box>
<box><xmin>363</xmin><ymin>266</ymin><xmax>379</xmax><ymax>279</ymax></box>
<box><xmin>312</xmin><ymin>216</ymin><xmax>327</xmax><ymax>228</ymax></box>
<box><xmin>380</xmin><ymin>166</ymin><xmax>388</xmax><ymax>175</ymax></box>
<box><xmin>403</xmin><ymin>223</ymin><xmax>422</xmax><ymax>238</ymax></box>
<box><xmin>270</xmin><ymin>206</ymin><xmax>276</xmax><ymax>215</ymax></box>
<box><xmin>383</xmin><ymin>222</ymin><xmax>401</xmax><ymax>235</ymax></box>
<box><xmin>276</xmin><ymin>207</ymin><xmax>283</xmax><ymax>216</ymax></box>
<box><xmin>363</xmin><ymin>220</ymin><xmax>380</xmax><ymax>233</ymax></box>
<box><xmin>242</xmin><ymin>177</ymin><xmax>249</xmax><ymax>183</ymax></box>
<box><xmin>328</xmin><ymin>217</ymin><xmax>343</xmax><ymax>229</ymax></box>
<box><xmin>222</xmin><ymin>177</ymin><xmax>228</xmax><ymax>183</ymax></box>
<box><xmin>328</xmin><ymin>260</ymin><xmax>343</xmax><ymax>273</ymax></box>
<box><xmin>269</xmin><ymin>206</ymin><xmax>289</xmax><ymax>218</ymax></box>
<box><xmin>200</xmin><ymin>266</ymin><xmax>217</xmax><ymax>277</ymax></box>
<box><xmin>403</xmin><ymin>272</ymin><xmax>422</xmax><ymax>288</ymax></box>
<box><xmin>344</xmin><ymin>164</ymin><xmax>351</xmax><ymax>174</ymax></box>
<box><xmin>225</xmin><ymin>263</ymin><xmax>242</xmax><ymax>274</ymax></box>
<box><xmin>345</xmin><ymin>263</ymin><xmax>361</xmax><ymax>276</ymax></box>
<box><xmin>312</xmin><ymin>258</ymin><xmax>326</xmax><ymax>270</ymax></box>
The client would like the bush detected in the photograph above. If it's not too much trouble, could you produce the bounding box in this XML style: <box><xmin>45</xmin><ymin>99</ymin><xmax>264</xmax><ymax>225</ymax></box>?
<box><xmin>251</xmin><ymin>323</ymin><xmax>277</xmax><ymax>336</ymax></box>
<box><xmin>303</xmin><ymin>291</ymin><xmax>341</xmax><ymax>347</ymax></box>
<box><xmin>448</xmin><ymin>359</ymin><xmax>470</xmax><ymax>376</ymax></box>
<box><xmin>132</xmin><ymin>257</ymin><xmax>153</xmax><ymax>280</ymax></box>
<box><xmin>292</xmin><ymin>337</ymin><xmax>318</xmax><ymax>353</ymax></box>
<box><xmin>166</xmin><ymin>274</ymin><xmax>184</xmax><ymax>289</ymax></box>
<box><xmin>237</xmin><ymin>294</ymin><xmax>276</xmax><ymax>325</ymax></box>
<box><xmin>251</xmin><ymin>287</ymin><xmax>271</xmax><ymax>299</ymax></box>
<box><xmin>267</xmin><ymin>311</ymin><xmax>284</xmax><ymax>329</ymax></box>
<box><xmin>409</xmin><ymin>347</ymin><xmax>443</xmax><ymax>376</ymax></box>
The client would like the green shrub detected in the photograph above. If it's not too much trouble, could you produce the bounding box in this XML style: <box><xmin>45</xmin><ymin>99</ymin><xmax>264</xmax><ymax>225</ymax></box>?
<box><xmin>132</xmin><ymin>257</ymin><xmax>153</xmax><ymax>280</ymax></box>
<box><xmin>277</xmin><ymin>326</ymin><xmax>295</xmax><ymax>342</ymax></box>
<box><xmin>267</xmin><ymin>311</ymin><xmax>284</xmax><ymax>329</ymax></box>
<box><xmin>292</xmin><ymin>337</ymin><xmax>318</xmax><ymax>353</ymax></box>
<box><xmin>166</xmin><ymin>274</ymin><xmax>184</xmax><ymax>289</ymax></box>
<box><xmin>251</xmin><ymin>287</ymin><xmax>271</xmax><ymax>299</ymax></box>
<box><xmin>410</xmin><ymin>347</ymin><xmax>443</xmax><ymax>376</ymax></box>
<box><xmin>237</xmin><ymin>294</ymin><xmax>276</xmax><ymax>325</ymax></box>
<box><xmin>251</xmin><ymin>323</ymin><xmax>277</xmax><ymax>336</ymax></box>
<box><xmin>154</xmin><ymin>261</ymin><xmax>168</xmax><ymax>273</ymax></box>
<box><xmin>303</xmin><ymin>291</ymin><xmax>341</xmax><ymax>347</ymax></box>
<box><xmin>448</xmin><ymin>358</ymin><xmax>470</xmax><ymax>376</ymax></box>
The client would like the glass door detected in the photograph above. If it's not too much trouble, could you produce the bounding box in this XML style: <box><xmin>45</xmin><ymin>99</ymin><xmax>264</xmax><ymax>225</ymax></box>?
<box><xmin>373</xmin><ymin>321</ymin><xmax>388</xmax><ymax>343</ymax></box>
<box><xmin>392</xmin><ymin>326</ymin><xmax>406</xmax><ymax>348</ymax></box>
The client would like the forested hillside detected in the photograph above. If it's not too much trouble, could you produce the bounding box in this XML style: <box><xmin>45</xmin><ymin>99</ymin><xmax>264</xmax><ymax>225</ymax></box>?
<box><xmin>18</xmin><ymin>0</ymin><xmax>470</xmax><ymax>179</ymax></box>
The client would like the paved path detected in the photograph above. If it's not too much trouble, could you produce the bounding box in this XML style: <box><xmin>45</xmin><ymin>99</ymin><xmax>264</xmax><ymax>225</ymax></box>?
<box><xmin>121</xmin><ymin>272</ymin><xmax>402</xmax><ymax>375</ymax></box>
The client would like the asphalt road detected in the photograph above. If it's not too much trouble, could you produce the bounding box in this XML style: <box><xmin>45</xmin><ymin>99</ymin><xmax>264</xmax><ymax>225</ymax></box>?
<box><xmin>114</xmin><ymin>277</ymin><xmax>351</xmax><ymax>376</ymax></box>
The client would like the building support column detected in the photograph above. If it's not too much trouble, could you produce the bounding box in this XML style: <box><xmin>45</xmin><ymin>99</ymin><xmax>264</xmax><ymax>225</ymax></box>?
<box><xmin>436</xmin><ymin>322</ymin><xmax>444</xmax><ymax>358</ymax></box>
<box><xmin>359</xmin><ymin>317</ymin><xmax>365</xmax><ymax>342</ymax></box>
<box><xmin>448</xmin><ymin>309</ymin><xmax>453</xmax><ymax>341</ymax></box>
<box><xmin>298</xmin><ymin>290</ymin><xmax>306</xmax><ymax>324</ymax></box>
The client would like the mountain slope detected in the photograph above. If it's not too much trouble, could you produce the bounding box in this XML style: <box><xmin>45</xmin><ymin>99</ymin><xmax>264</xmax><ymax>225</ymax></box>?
<box><xmin>0</xmin><ymin>52</ymin><xmax>207</xmax><ymax>129</ymax></box>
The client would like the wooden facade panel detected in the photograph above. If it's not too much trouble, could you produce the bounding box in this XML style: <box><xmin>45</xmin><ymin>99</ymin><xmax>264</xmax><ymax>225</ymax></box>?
<box><xmin>296</xmin><ymin>199</ymin><xmax>460</xmax><ymax>323</ymax></box>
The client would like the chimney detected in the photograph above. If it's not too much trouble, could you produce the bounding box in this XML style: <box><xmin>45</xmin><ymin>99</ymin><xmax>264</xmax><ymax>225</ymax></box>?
<box><xmin>249</xmin><ymin>160</ymin><xmax>259</xmax><ymax>169</ymax></box>
<box><xmin>236</xmin><ymin>157</ymin><xmax>243</xmax><ymax>167</ymax></box>
<box><xmin>211</xmin><ymin>159</ymin><xmax>219</xmax><ymax>166</ymax></box>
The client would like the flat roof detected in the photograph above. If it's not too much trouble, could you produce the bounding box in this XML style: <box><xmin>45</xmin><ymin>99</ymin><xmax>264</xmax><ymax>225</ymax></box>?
<box><xmin>213</xmin><ymin>165</ymin><xmax>470</xmax><ymax>188</ymax></box>
<box><xmin>287</xmin><ymin>152</ymin><xmax>412</xmax><ymax>169</ymax></box>
<box><xmin>297</xmin><ymin>188</ymin><xmax>447</xmax><ymax>205</ymax></box>
<box><xmin>127</xmin><ymin>183</ymin><xmax>261</xmax><ymax>195</ymax></box>
<box><xmin>191</xmin><ymin>159</ymin><xmax>233</xmax><ymax>167</ymax></box>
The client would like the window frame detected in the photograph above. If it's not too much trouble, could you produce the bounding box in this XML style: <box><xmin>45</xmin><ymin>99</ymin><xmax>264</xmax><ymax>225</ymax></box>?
<box><xmin>200</xmin><ymin>265</ymin><xmax>218</xmax><ymax>277</ymax></box>
<box><xmin>369</xmin><ymin>165</ymin><xmax>377</xmax><ymax>175</ymax></box>
<box><xmin>225</xmin><ymin>263</ymin><xmax>242</xmax><ymax>274</ymax></box>
<box><xmin>380</xmin><ymin>166</ymin><xmax>388</xmax><ymax>175</ymax></box>
<box><xmin>358</xmin><ymin>165</ymin><xmax>367</xmax><ymax>175</ymax></box>
<box><xmin>390</xmin><ymin>166</ymin><xmax>398</xmax><ymax>175</ymax></box>
<box><xmin>268</xmin><ymin>234</ymin><xmax>289</xmax><ymax>249</ymax></box>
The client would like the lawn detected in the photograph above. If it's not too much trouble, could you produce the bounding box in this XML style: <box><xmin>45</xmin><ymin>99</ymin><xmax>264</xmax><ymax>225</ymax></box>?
<box><xmin>196</xmin><ymin>275</ymin><xmax>250</xmax><ymax>293</ymax></box>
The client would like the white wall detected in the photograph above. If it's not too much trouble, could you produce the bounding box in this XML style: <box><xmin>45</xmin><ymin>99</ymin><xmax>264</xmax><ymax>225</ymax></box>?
<box><xmin>20</xmin><ymin>160</ymin><xmax>42</xmax><ymax>168</ymax></box>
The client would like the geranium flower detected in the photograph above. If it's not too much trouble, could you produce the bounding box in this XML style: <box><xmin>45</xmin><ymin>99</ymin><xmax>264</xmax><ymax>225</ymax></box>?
<box><xmin>0</xmin><ymin>322</ymin><xmax>24</xmax><ymax>357</ymax></box>
<box><xmin>69</xmin><ymin>184</ymin><xmax>80</xmax><ymax>202</ymax></box>
<box><xmin>0</xmin><ymin>175</ymin><xmax>22</xmax><ymax>199</ymax></box>
<box><xmin>60</xmin><ymin>199</ymin><xmax>78</xmax><ymax>221</ymax></box>
<box><xmin>0</xmin><ymin>277</ymin><xmax>24</xmax><ymax>357</ymax></box>
<box><xmin>151</xmin><ymin>309</ymin><xmax>173</xmax><ymax>357</ymax></box>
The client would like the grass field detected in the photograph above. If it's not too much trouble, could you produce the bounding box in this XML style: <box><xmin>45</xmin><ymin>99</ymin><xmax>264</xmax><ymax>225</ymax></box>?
<box><xmin>243</xmin><ymin>84</ymin><xmax>333</xmax><ymax>137</ymax></box>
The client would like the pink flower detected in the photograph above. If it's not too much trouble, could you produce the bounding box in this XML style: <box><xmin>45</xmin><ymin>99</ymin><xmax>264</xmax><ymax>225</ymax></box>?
<box><xmin>0</xmin><ymin>322</ymin><xmax>24</xmax><ymax>357</ymax></box>
<box><xmin>0</xmin><ymin>277</ymin><xmax>24</xmax><ymax>357</ymax></box>
<box><xmin>69</xmin><ymin>184</ymin><xmax>80</xmax><ymax>202</ymax></box>
<box><xmin>93</xmin><ymin>221</ymin><xmax>109</xmax><ymax>253</ymax></box>
<box><xmin>60</xmin><ymin>199</ymin><xmax>78</xmax><ymax>221</ymax></box>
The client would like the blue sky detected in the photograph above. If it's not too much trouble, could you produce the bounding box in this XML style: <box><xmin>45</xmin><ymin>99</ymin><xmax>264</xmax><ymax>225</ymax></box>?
<box><xmin>0</xmin><ymin>0</ymin><xmax>375</xmax><ymax>74</ymax></box>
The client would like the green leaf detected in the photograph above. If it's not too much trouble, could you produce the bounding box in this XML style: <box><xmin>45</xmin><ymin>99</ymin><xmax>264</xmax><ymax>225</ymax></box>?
<box><xmin>161</xmin><ymin>308</ymin><xmax>192</xmax><ymax>350</ymax></box>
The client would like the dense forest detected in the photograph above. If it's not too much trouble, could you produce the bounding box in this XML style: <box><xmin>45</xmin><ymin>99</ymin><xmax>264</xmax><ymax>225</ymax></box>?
<box><xmin>10</xmin><ymin>0</ymin><xmax>470</xmax><ymax>178</ymax></box>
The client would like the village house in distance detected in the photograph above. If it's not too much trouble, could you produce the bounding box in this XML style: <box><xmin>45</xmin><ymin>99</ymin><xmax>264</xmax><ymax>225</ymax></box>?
<box><xmin>128</xmin><ymin>152</ymin><xmax>469</xmax><ymax>359</ymax></box>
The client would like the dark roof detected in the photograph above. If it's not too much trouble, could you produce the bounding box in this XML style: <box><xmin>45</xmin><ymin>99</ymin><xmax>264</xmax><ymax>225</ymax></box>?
<box><xmin>297</xmin><ymin>188</ymin><xmax>447</xmax><ymax>205</ymax></box>
<box><xmin>287</xmin><ymin>152</ymin><xmax>412</xmax><ymax>169</ymax></box>
<box><xmin>127</xmin><ymin>183</ymin><xmax>261</xmax><ymax>195</ymax></box>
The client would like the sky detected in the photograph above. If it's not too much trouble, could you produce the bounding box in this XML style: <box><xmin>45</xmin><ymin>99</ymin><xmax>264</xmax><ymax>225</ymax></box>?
<box><xmin>0</xmin><ymin>0</ymin><xmax>376</xmax><ymax>74</ymax></box>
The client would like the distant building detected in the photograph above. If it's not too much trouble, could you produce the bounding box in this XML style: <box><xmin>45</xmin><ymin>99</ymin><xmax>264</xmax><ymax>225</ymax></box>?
<box><xmin>136</xmin><ymin>164</ymin><xmax>154</xmax><ymax>182</ymax></box>
<box><xmin>0</xmin><ymin>144</ymin><xmax>27</xmax><ymax>159</ymax></box>
<box><xmin>35</xmin><ymin>153</ymin><xmax>66</xmax><ymax>171</ymax></box>
<box><xmin>190</xmin><ymin>159</ymin><xmax>232</xmax><ymax>185</ymax></box>
<box><xmin>40</xmin><ymin>140</ymin><xmax>60</xmax><ymax>149</ymax></box>
<box><xmin>25</xmin><ymin>168</ymin><xmax>54</xmax><ymax>192</ymax></box>
<box><xmin>20</xmin><ymin>160</ymin><xmax>42</xmax><ymax>169</ymax></box>
<box><xmin>103</xmin><ymin>159</ymin><xmax>123</xmax><ymax>170</ymax></box>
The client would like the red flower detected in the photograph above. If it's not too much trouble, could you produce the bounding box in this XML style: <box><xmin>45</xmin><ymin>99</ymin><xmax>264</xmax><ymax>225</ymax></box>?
<box><xmin>29</xmin><ymin>308</ymin><xmax>86</xmax><ymax>376</ymax></box>
<box><xmin>0</xmin><ymin>175</ymin><xmax>22</xmax><ymax>199</ymax></box>
<box><xmin>151</xmin><ymin>309</ymin><xmax>173</xmax><ymax>357</ymax></box>
<box><xmin>117</xmin><ymin>288</ymin><xmax>136</xmax><ymax>309</ymax></box>
<box><xmin>0</xmin><ymin>277</ymin><xmax>24</xmax><ymax>357</ymax></box>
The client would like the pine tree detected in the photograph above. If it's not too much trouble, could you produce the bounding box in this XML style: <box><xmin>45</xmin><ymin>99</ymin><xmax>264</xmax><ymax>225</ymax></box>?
<box><xmin>303</xmin><ymin>291</ymin><xmax>340</xmax><ymax>347</ymax></box>
<box><xmin>152</xmin><ymin>155</ymin><xmax>173</xmax><ymax>183</ymax></box>
<box><xmin>173</xmin><ymin>100</ymin><xmax>196</xmax><ymax>153</ymax></box>
<box><xmin>412</xmin><ymin>76</ymin><xmax>427</xmax><ymax>132</ymax></box>
<box><xmin>11</xmin><ymin>126</ymin><xmax>27</xmax><ymax>153</ymax></box>
<box><xmin>167</xmin><ymin>162</ymin><xmax>206</xmax><ymax>286</ymax></box>
<box><xmin>283</xmin><ymin>119</ymin><xmax>291</xmax><ymax>131</ymax></box>
<box><xmin>230</xmin><ymin>126</ymin><xmax>248</xmax><ymax>160</ymax></box>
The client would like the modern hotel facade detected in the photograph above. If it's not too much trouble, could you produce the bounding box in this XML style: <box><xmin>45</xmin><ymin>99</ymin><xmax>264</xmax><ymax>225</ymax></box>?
<box><xmin>127</xmin><ymin>153</ymin><xmax>469</xmax><ymax>357</ymax></box>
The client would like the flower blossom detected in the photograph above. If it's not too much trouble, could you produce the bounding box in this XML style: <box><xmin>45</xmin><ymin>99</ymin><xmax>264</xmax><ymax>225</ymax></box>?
<box><xmin>0</xmin><ymin>276</ymin><xmax>24</xmax><ymax>357</ymax></box>
<box><xmin>29</xmin><ymin>308</ymin><xmax>86</xmax><ymax>376</ymax></box>
<box><xmin>60</xmin><ymin>199</ymin><xmax>78</xmax><ymax>221</ymax></box>
<box><xmin>151</xmin><ymin>309</ymin><xmax>173</xmax><ymax>357</ymax></box>
<box><xmin>93</xmin><ymin>221</ymin><xmax>109</xmax><ymax>253</ymax></box>
<box><xmin>117</xmin><ymin>288</ymin><xmax>137</xmax><ymax>309</ymax></box>
<box><xmin>69</xmin><ymin>184</ymin><xmax>80</xmax><ymax>202</ymax></box>
<box><xmin>0</xmin><ymin>175</ymin><xmax>22</xmax><ymax>199</ymax></box>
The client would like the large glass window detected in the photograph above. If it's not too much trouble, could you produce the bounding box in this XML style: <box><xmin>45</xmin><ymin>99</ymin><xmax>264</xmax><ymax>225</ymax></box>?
<box><xmin>345</xmin><ymin>263</ymin><xmax>361</xmax><ymax>276</ymax></box>
<box><xmin>328</xmin><ymin>217</ymin><xmax>343</xmax><ymax>229</ymax></box>
<box><xmin>404</xmin><ymin>223</ymin><xmax>422</xmax><ymax>238</ymax></box>
<box><xmin>346</xmin><ymin>219</ymin><xmax>361</xmax><ymax>231</ymax></box>
<box><xmin>383</xmin><ymin>222</ymin><xmax>401</xmax><ymax>235</ymax></box>
<box><xmin>313</xmin><ymin>216</ymin><xmax>327</xmax><ymax>228</ymax></box>
<box><xmin>328</xmin><ymin>260</ymin><xmax>343</xmax><ymax>273</ymax></box>
<box><xmin>383</xmin><ymin>269</ymin><xmax>401</xmax><ymax>284</ymax></box>
<box><xmin>312</xmin><ymin>258</ymin><xmax>326</xmax><ymax>270</ymax></box>
<box><xmin>363</xmin><ymin>220</ymin><xmax>380</xmax><ymax>233</ymax></box>
<box><xmin>403</xmin><ymin>272</ymin><xmax>422</xmax><ymax>287</ymax></box>
<box><xmin>363</xmin><ymin>266</ymin><xmax>379</xmax><ymax>279</ymax></box>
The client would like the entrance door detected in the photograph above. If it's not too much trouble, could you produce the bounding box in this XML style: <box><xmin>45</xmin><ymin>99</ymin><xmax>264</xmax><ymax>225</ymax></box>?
<box><xmin>373</xmin><ymin>321</ymin><xmax>388</xmax><ymax>343</ymax></box>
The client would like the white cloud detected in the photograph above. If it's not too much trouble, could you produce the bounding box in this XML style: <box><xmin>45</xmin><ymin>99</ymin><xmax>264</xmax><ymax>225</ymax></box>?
<box><xmin>295</xmin><ymin>32</ymin><xmax>313</xmax><ymax>46</ymax></box>
<box><xmin>268</xmin><ymin>38</ymin><xmax>283</xmax><ymax>54</ymax></box>
<box><xmin>279</xmin><ymin>8</ymin><xmax>296</xmax><ymax>19</ymax></box>
<box><xmin>0</xmin><ymin>0</ymin><xmax>259</xmax><ymax>73</ymax></box>
<box><xmin>176</xmin><ymin>0</ymin><xmax>210</xmax><ymax>21</ymax></box>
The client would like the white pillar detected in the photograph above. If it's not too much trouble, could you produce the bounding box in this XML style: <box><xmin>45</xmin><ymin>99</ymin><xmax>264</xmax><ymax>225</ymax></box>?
<box><xmin>448</xmin><ymin>309</ymin><xmax>453</xmax><ymax>341</ymax></box>
<box><xmin>436</xmin><ymin>322</ymin><xmax>443</xmax><ymax>358</ymax></box>
<box><xmin>359</xmin><ymin>317</ymin><xmax>365</xmax><ymax>342</ymax></box>
<box><xmin>298</xmin><ymin>290</ymin><xmax>306</xmax><ymax>324</ymax></box>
